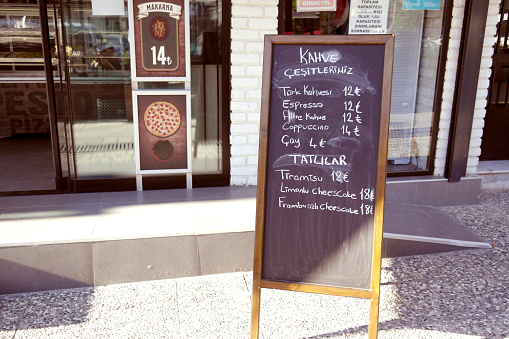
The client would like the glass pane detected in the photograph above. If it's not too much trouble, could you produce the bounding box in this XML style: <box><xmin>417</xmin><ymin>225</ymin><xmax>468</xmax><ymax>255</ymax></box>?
<box><xmin>62</xmin><ymin>0</ymin><xmax>135</xmax><ymax>179</ymax></box>
<box><xmin>60</xmin><ymin>0</ymin><xmax>225</xmax><ymax>179</ymax></box>
<box><xmin>190</xmin><ymin>0</ymin><xmax>223</xmax><ymax>174</ymax></box>
<box><xmin>64</xmin><ymin>6</ymin><xmax>130</xmax><ymax>77</ymax></box>
<box><xmin>0</xmin><ymin>3</ymin><xmax>49</xmax><ymax>77</ymax></box>
<box><xmin>280</xmin><ymin>0</ymin><xmax>445</xmax><ymax>173</ymax></box>
<box><xmin>0</xmin><ymin>2</ymin><xmax>56</xmax><ymax>192</ymax></box>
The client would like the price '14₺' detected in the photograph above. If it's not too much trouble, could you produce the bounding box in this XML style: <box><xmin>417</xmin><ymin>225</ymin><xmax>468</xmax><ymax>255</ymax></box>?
<box><xmin>150</xmin><ymin>45</ymin><xmax>172</xmax><ymax>65</ymax></box>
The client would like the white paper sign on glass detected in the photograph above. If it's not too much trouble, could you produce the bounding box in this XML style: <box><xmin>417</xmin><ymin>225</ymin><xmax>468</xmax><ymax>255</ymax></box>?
<box><xmin>92</xmin><ymin>0</ymin><xmax>125</xmax><ymax>16</ymax></box>
<box><xmin>348</xmin><ymin>0</ymin><xmax>390</xmax><ymax>34</ymax></box>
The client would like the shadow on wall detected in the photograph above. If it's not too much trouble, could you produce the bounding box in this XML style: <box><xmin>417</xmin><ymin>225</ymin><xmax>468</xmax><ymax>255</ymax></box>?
<box><xmin>0</xmin><ymin>258</ymin><xmax>93</xmax><ymax>295</ymax></box>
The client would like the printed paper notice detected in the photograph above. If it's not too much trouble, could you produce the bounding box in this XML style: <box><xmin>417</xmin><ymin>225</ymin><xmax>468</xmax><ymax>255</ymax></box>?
<box><xmin>348</xmin><ymin>0</ymin><xmax>389</xmax><ymax>34</ymax></box>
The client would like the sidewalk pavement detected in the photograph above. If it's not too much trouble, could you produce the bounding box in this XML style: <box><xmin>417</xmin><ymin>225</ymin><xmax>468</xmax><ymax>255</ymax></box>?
<box><xmin>1</xmin><ymin>188</ymin><xmax>508</xmax><ymax>339</ymax></box>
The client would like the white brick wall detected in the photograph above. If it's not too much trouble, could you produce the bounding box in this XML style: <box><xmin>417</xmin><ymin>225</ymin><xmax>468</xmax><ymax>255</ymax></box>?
<box><xmin>434</xmin><ymin>0</ymin><xmax>501</xmax><ymax>176</ymax></box>
<box><xmin>466</xmin><ymin>0</ymin><xmax>500</xmax><ymax>175</ymax></box>
<box><xmin>434</xmin><ymin>0</ymin><xmax>465</xmax><ymax>176</ymax></box>
<box><xmin>229</xmin><ymin>0</ymin><xmax>278</xmax><ymax>185</ymax></box>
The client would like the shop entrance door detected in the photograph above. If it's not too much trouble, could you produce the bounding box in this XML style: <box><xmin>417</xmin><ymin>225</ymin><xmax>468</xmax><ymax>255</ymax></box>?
<box><xmin>52</xmin><ymin>0</ymin><xmax>230</xmax><ymax>192</ymax></box>
<box><xmin>0</xmin><ymin>2</ymin><xmax>57</xmax><ymax>193</ymax></box>
<box><xmin>482</xmin><ymin>0</ymin><xmax>509</xmax><ymax>160</ymax></box>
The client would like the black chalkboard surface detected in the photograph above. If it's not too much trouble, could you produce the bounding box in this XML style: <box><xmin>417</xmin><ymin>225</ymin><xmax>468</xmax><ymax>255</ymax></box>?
<box><xmin>263</xmin><ymin>42</ymin><xmax>384</xmax><ymax>289</ymax></box>
<box><xmin>251</xmin><ymin>35</ymin><xmax>394</xmax><ymax>339</ymax></box>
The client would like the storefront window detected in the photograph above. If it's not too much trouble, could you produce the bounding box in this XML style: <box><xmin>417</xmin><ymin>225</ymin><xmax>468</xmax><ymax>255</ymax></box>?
<box><xmin>58</xmin><ymin>0</ymin><xmax>226</xmax><ymax>180</ymax></box>
<box><xmin>58</xmin><ymin>0</ymin><xmax>134</xmax><ymax>179</ymax></box>
<box><xmin>279</xmin><ymin>0</ymin><xmax>446</xmax><ymax>174</ymax></box>
<box><xmin>189</xmin><ymin>0</ymin><xmax>224</xmax><ymax>175</ymax></box>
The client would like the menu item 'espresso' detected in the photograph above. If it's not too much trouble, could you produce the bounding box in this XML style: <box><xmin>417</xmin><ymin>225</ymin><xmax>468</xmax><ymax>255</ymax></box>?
<box><xmin>144</xmin><ymin>101</ymin><xmax>181</xmax><ymax>137</ymax></box>
<box><xmin>152</xmin><ymin>139</ymin><xmax>175</xmax><ymax>161</ymax></box>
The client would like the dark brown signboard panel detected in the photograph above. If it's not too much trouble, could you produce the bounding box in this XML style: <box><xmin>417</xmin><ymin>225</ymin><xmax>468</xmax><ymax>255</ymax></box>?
<box><xmin>251</xmin><ymin>35</ymin><xmax>394</xmax><ymax>338</ymax></box>
<box><xmin>131</xmin><ymin>0</ymin><xmax>187</xmax><ymax>79</ymax></box>
<box><xmin>135</xmin><ymin>92</ymin><xmax>189</xmax><ymax>171</ymax></box>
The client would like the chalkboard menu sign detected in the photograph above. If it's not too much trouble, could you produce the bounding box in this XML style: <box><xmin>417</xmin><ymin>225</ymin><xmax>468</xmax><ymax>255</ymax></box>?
<box><xmin>251</xmin><ymin>35</ymin><xmax>394</xmax><ymax>338</ymax></box>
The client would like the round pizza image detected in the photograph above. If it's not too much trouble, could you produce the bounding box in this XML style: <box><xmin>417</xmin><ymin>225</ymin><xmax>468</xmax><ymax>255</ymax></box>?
<box><xmin>144</xmin><ymin>101</ymin><xmax>181</xmax><ymax>137</ymax></box>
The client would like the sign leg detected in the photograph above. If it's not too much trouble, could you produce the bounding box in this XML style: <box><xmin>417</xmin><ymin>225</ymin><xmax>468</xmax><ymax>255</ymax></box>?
<box><xmin>136</xmin><ymin>174</ymin><xmax>143</xmax><ymax>191</ymax></box>
<box><xmin>250</xmin><ymin>284</ymin><xmax>261</xmax><ymax>339</ymax></box>
<box><xmin>368</xmin><ymin>296</ymin><xmax>380</xmax><ymax>338</ymax></box>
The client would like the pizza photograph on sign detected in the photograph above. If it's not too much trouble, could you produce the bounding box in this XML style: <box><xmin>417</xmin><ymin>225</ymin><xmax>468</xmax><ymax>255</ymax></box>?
<box><xmin>135</xmin><ymin>93</ymin><xmax>189</xmax><ymax>171</ymax></box>
<box><xmin>144</xmin><ymin>101</ymin><xmax>181</xmax><ymax>137</ymax></box>
<box><xmin>130</xmin><ymin>0</ymin><xmax>188</xmax><ymax>79</ymax></box>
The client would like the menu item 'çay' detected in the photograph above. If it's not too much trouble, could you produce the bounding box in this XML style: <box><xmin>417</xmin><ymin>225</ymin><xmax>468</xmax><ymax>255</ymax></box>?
<box><xmin>144</xmin><ymin>101</ymin><xmax>181</xmax><ymax>137</ymax></box>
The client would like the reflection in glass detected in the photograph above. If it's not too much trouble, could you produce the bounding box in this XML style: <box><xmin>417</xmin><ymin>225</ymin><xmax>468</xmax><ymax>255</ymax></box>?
<box><xmin>190</xmin><ymin>0</ymin><xmax>223</xmax><ymax>174</ymax></box>
<box><xmin>0</xmin><ymin>4</ymin><xmax>55</xmax><ymax>76</ymax></box>
<box><xmin>61</xmin><ymin>0</ymin><xmax>225</xmax><ymax>179</ymax></box>
<box><xmin>61</xmin><ymin>0</ymin><xmax>135</xmax><ymax>179</ymax></box>
<box><xmin>0</xmin><ymin>2</ymin><xmax>57</xmax><ymax>191</ymax></box>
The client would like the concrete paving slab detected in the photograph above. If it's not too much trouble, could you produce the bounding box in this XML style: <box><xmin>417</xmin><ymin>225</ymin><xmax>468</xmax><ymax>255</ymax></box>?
<box><xmin>94</xmin><ymin>201</ymin><xmax>195</xmax><ymax>239</ymax></box>
<box><xmin>0</xmin><ymin>205</ymin><xmax>99</xmax><ymax>247</ymax></box>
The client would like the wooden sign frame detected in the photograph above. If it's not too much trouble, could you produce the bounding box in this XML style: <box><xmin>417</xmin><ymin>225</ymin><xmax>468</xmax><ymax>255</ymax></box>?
<box><xmin>128</xmin><ymin>0</ymin><xmax>191</xmax><ymax>82</ymax></box>
<box><xmin>251</xmin><ymin>35</ymin><xmax>394</xmax><ymax>338</ymax></box>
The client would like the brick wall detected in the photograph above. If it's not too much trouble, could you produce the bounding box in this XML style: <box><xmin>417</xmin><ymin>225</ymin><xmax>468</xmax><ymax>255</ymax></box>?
<box><xmin>229</xmin><ymin>0</ymin><xmax>278</xmax><ymax>185</ymax></box>
<box><xmin>433</xmin><ymin>0</ymin><xmax>465</xmax><ymax>176</ymax></box>
<box><xmin>434</xmin><ymin>0</ymin><xmax>501</xmax><ymax>176</ymax></box>
<box><xmin>467</xmin><ymin>0</ymin><xmax>500</xmax><ymax>175</ymax></box>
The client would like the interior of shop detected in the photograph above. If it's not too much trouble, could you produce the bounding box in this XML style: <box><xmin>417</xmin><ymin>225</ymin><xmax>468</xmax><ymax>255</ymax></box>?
<box><xmin>0</xmin><ymin>2</ymin><xmax>55</xmax><ymax>193</ymax></box>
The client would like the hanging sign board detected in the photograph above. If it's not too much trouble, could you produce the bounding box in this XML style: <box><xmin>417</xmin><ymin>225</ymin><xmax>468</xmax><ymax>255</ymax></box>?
<box><xmin>296</xmin><ymin>0</ymin><xmax>337</xmax><ymax>12</ymax></box>
<box><xmin>128</xmin><ymin>0</ymin><xmax>190</xmax><ymax>81</ymax></box>
<box><xmin>348</xmin><ymin>0</ymin><xmax>390</xmax><ymax>34</ymax></box>
<box><xmin>250</xmin><ymin>35</ymin><xmax>394</xmax><ymax>338</ymax></box>
<box><xmin>133</xmin><ymin>90</ymin><xmax>192</xmax><ymax>174</ymax></box>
